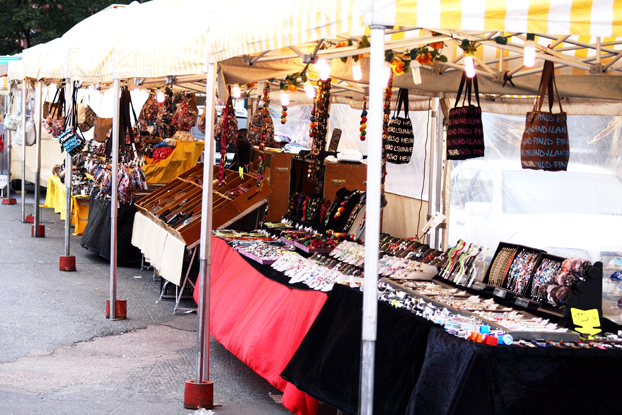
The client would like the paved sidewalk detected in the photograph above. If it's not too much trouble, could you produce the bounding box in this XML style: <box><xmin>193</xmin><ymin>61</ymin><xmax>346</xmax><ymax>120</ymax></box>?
<box><xmin>0</xmin><ymin>195</ymin><xmax>294</xmax><ymax>415</ymax></box>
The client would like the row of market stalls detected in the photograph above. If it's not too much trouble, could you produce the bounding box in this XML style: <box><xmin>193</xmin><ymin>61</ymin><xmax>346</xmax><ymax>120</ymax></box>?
<box><xmin>3</xmin><ymin>0</ymin><xmax>622</xmax><ymax>414</ymax></box>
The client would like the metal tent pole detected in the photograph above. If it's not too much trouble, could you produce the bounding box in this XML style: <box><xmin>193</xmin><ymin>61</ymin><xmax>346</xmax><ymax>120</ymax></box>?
<box><xmin>426</xmin><ymin>97</ymin><xmax>438</xmax><ymax>246</ymax></box>
<box><xmin>184</xmin><ymin>61</ymin><xmax>217</xmax><ymax>410</ymax></box>
<box><xmin>20</xmin><ymin>80</ymin><xmax>27</xmax><ymax>222</ymax></box>
<box><xmin>434</xmin><ymin>93</ymin><xmax>445</xmax><ymax>248</ymax></box>
<box><xmin>33</xmin><ymin>81</ymin><xmax>44</xmax><ymax>237</ymax></box>
<box><xmin>359</xmin><ymin>25</ymin><xmax>385</xmax><ymax>415</ymax></box>
<box><xmin>3</xmin><ymin>83</ymin><xmax>16</xmax><ymax>205</ymax></box>
<box><xmin>109</xmin><ymin>78</ymin><xmax>121</xmax><ymax>319</ymax></box>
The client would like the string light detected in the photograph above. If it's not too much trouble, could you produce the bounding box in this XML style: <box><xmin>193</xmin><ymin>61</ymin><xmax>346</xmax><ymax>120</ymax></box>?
<box><xmin>280</xmin><ymin>91</ymin><xmax>290</xmax><ymax>106</ymax></box>
<box><xmin>231</xmin><ymin>84</ymin><xmax>241</xmax><ymax>99</ymax></box>
<box><xmin>464</xmin><ymin>54</ymin><xmax>476</xmax><ymax>78</ymax></box>
<box><xmin>411</xmin><ymin>60</ymin><xmax>422</xmax><ymax>85</ymax></box>
<box><xmin>352</xmin><ymin>60</ymin><xmax>363</xmax><ymax>81</ymax></box>
<box><xmin>314</xmin><ymin>58</ymin><xmax>332</xmax><ymax>81</ymax></box>
<box><xmin>523</xmin><ymin>34</ymin><xmax>537</xmax><ymax>68</ymax></box>
<box><xmin>156</xmin><ymin>91</ymin><xmax>166</xmax><ymax>103</ymax></box>
<box><xmin>304</xmin><ymin>80</ymin><xmax>315</xmax><ymax>99</ymax></box>
<box><xmin>382</xmin><ymin>61</ymin><xmax>392</xmax><ymax>86</ymax></box>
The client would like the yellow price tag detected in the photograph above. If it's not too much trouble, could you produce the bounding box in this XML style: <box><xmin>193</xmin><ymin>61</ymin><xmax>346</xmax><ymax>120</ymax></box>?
<box><xmin>239</xmin><ymin>167</ymin><xmax>244</xmax><ymax>179</ymax></box>
<box><xmin>570</xmin><ymin>308</ymin><xmax>602</xmax><ymax>338</ymax></box>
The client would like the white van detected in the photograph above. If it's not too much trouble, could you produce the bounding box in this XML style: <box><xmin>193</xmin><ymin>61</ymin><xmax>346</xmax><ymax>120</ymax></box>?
<box><xmin>449</xmin><ymin>159</ymin><xmax>622</xmax><ymax>263</ymax></box>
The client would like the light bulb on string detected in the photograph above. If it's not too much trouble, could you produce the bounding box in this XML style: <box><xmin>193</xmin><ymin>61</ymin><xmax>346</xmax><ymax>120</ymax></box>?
<box><xmin>231</xmin><ymin>84</ymin><xmax>241</xmax><ymax>99</ymax></box>
<box><xmin>352</xmin><ymin>60</ymin><xmax>363</xmax><ymax>81</ymax></box>
<box><xmin>304</xmin><ymin>80</ymin><xmax>315</xmax><ymax>99</ymax></box>
<box><xmin>464</xmin><ymin>55</ymin><xmax>476</xmax><ymax>78</ymax></box>
<box><xmin>382</xmin><ymin>61</ymin><xmax>392</xmax><ymax>86</ymax></box>
<box><xmin>280</xmin><ymin>91</ymin><xmax>290</xmax><ymax>106</ymax></box>
<box><xmin>314</xmin><ymin>58</ymin><xmax>331</xmax><ymax>81</ymax></box>
<box><xmin>411</xmin><ymin>60</ymin><xmax>422</xmax><ymax>85</ymax></box>
<box><xmin>523</xmin><ymin>34</ymin><xmax>537</xmax><ymax>68</ymax></box>
<box><xmin>156</xmin><ymin>91</ymin><xmax>166</xmax><ymax>103</ymax></box>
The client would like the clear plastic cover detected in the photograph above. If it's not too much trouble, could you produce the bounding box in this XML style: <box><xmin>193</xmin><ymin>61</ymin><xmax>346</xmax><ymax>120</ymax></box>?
<box><xmin>449</xmin><ymin>113</ymin><xmax>622</xmax><ymax>263</ymax></box>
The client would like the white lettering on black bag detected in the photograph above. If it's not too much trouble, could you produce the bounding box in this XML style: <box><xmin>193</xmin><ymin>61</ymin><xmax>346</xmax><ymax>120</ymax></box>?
<box><xmin>386</xmin><ymin>88</ymin><xmax>415</xmax><ymax>165</ymax></box>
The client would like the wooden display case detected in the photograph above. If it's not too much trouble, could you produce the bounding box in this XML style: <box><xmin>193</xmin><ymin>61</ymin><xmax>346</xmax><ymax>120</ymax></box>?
<box><xmin>323</xmin><ymin>160</ymin><xmax>367</xmax><ymax>201</ymax></box>
<box><xmin>251</xmin><ymin>148</ymin><xmax>298</xmax><ymax>222</ymax></box>
<box><xmin>135</xmin><ymin>163</ymin><xmax>271</xmax><ymax>245</ymax></box>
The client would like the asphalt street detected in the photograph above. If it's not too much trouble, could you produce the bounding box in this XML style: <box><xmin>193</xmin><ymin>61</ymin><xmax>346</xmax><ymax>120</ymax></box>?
<box><xmin>0</xmin><ymin>192</ymin><xmax>295</xmax><ymax>415</ymax></box>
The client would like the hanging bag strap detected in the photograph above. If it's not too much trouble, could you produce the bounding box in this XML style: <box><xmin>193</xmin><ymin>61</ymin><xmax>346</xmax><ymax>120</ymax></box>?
<box><xmin>454</xmin><ymin>73</ymin><xmax>467</xmax><ymax>108</ymax></box>
<box><xmin>394</xmin><ymin>88</ymin><xmax>409</xmax><ymax>118</ymax></box>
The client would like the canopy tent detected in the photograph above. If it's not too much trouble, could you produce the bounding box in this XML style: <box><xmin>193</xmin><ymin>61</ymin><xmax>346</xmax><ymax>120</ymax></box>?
<box><xmin>9</xmin><ymin>0</ymin><xmax>622</xmax><ymax>414</ymax></box>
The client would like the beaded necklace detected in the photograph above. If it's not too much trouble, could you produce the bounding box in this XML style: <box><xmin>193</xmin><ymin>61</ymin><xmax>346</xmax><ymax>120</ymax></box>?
<box><xmin>359</xmin><ymin>96</ymin><xmax>367</xmax><ymax>141</ymax></box>
<box><xmin>256</xmin><ymin>83</ymin><xmax>270</xmax><ymax>193</ymax></box>
<box><xmin>343</xmin><ymin>192</ymin><xmax>366</xmax><ymax>232</ymax></box>
<box><xmin>381</xmin><ymin>74</ymin><xmax>393</xmax><ymax>191</ymax></box>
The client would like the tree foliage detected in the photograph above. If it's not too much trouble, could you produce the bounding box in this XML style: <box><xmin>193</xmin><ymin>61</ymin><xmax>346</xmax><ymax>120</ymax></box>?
<box><xmin>0</xmin><ymin>0</ymin><xmax>139</xmax><ymax>55</ymax></box>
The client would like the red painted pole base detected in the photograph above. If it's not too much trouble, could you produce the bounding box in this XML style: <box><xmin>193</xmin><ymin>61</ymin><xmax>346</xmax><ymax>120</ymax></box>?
<box><xmin>25</xmin><ymin>214</ymin><xmax>34</xmax><ymax>223</ymax></box>
<box><xmin>59</xmin><ymin>255</ymin><xmax>76</xmax><ymax>271</ymax></box>
<box><xmin>2</xmin><ymin>198</ymin><xmax>17</xmax><ymax>205</ymax></box>
<box><xmin>32</xmin><ymin>224</ymin><xmax>45</xmax><ymax>237</ymax></box>
<box><xmin>183</xmin><ymin>380</ymin><xmax>214</xmax><ymax>410</ymax></box>
<box><xmin>106</xmin><ymin>299</ymin><xmax>127</xmax><ymax>320</ymax></box>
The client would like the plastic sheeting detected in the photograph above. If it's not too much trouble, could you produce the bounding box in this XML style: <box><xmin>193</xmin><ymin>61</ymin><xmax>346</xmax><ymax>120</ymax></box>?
<box><xmin>269</xmin><ymin>102</ymin><xmax>432</xmax><ymax>200</ymax></box>
<box><xmin>448</xmin><ymin>113</ymin><xmax>622</xmax><ymax>263</ymax></box>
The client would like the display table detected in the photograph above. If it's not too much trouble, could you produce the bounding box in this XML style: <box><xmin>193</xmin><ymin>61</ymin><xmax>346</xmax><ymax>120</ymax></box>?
<box><xmin>142</xmin><ymin>141</ymin><xmax>204</xmax><ymax>184</ymax></box>
<box><xmin>193</xmin><ymin>236</ymin><xmax>327</xmax><ymax>415</ymax></box>
<box><xmin>42</xmin><ymin>175</ymin><xmax>89</xmax><ymax>235</ymax></box>
<box><xmin>131</xmin><ymin>211</ymin><xmax>186</xmax><ymax>285</ymax></box>
<box><xmin>283</xmin><ymin>284</ymin><xmax>622</xmax><ymax>415</ymax></box>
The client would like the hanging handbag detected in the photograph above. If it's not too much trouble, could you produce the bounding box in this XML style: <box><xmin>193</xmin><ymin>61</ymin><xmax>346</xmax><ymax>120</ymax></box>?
<box><xmin>156</xmin><ymin>87</ymin><xmax>177</xmax><ymax>138</ymax></box>
<box><xmin>214</xmin><ymin>100</ymin><xmax>238</xmax><ymax>144</ymax></box>
<box><xmin>14</xmin><ymin>119</ymin><xmax>36</xmax><ymax>147</ymax></box>
<box><xmin>43</xmin><ymin>85</ymin><xmax>66</xmax><ymax>138</ymax></box>
<box><xmin>386</xmin><ymin>88</ymin><xmax>415</xmax><ymax>164</ymax></box>
<box><xmin>58</xmin><ymin>85</ymin><xmax>86</xmax><ymax>156</ymax></box>
<box><xmin>446</xmin><ymin>73</ymin><xmax>485</xmax><ymax>160</ymax></box>
<box><xmin>4</xmin><ymin>92</ymin><xmax>21</xmax><ymax>131</ymax></box>
<box><xmin>138</xmin><ymin>91</ymin><xmax>159</xmax><ymax>134</ymax></box>
<box><xmin>172</xmin><ymin>93</ymin><xmax>198</xmax><ymax>131</ymax></box>
<box><xmin>197</xmin><ymin>105</ymin><xmax>206</xmax><ymax>133</ymax></box>
<box><xmin>520</xmin><ymin>60</ymin><xmax>569</xmax><ymax>172</ymax></box>
<box><xmin>247</xmin><ymin>102</ymin><xmax>274</xmax><ymax>146</ymax></box>
<box><xmin>93</xmin><ymin>117</ymin><xmax>113</xmax><ymax>142</ymax></box>
<box><xmin>78</xmin><ymin>104</ymin><xmax>97</xmax><ymax>133</ymax></box>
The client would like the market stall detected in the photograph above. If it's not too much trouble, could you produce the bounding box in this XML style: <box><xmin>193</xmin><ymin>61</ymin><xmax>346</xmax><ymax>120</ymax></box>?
<box><xmin>8</xmin><ymin>1</ymin><xmax>622</xmax><ymax>415</ymax></box>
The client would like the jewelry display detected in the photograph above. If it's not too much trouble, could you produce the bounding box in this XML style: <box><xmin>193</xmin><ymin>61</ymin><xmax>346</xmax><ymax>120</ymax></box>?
<box><xmin>359</xmin><ymin>96</ymin><xmax>367</xmax><ymax>141</ymax></box>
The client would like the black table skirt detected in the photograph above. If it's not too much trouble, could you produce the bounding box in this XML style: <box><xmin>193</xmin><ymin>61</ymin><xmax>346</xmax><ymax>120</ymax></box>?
<box><xmin>281</xmin><ymin>284</ymin><xmax>434</xmax><ymax>415</ymax></box>
<box><xmin>282</xmin><ymin>284</ymin><xmax>622</xmax><ymax>415</ymax></box>
<box><xmin>80</xmin><ymin>191</ymin><xmax>142</xmax><ymax>265</ymax></box>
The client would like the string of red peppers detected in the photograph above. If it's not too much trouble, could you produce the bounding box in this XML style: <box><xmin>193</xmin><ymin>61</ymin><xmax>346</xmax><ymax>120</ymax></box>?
<box><xmin>218</xmin><ymin>86</ymin><xmax>232</xmax><ymax>186</ymax></box>
<box><xmin>256</xmin><ymin>82</ymin><xmax>270</xmax><ymax>193</ymax></box>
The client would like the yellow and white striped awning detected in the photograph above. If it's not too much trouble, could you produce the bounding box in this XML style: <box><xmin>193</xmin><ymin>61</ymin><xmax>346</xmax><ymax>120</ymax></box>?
<box><xmin>387</xmin><ymin>0</ymin><xmax>622</xmax><ymax>38</ymax></box>
<box><xmin>207</xmin><ymin>0</ymin><xmax>366</xmax><ymax>63</ymax></box>
<box><xmin>0</xmin><ymin>77</ymin><xmax>8</xmax><ymax>95</ymax></box>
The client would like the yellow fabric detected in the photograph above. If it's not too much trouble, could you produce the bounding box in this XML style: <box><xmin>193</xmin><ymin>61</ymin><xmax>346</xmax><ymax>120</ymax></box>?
<box><xmin>391</xmin><ymin>0</ymin><xmax>622</xmax><ymax>38</ymax></box>
<box><xmin>142</xmin><ymin>140</ymin><xmax>204</xmax><ymax>184</ymax></box>
<box><xmin>42</xmin><ymin>175</ymin><xmax>89</xmax><ymax>235</ymax></box>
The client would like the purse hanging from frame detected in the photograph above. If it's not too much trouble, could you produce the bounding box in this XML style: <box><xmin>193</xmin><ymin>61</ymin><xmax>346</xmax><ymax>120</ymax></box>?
<box><xmin>386</xmin><ymin>88</ymin><xmax>415</xmax><ymax>164</ymax></box>
<box><xmin>446</xmin><ymin>73</ymin><xmax>485</xmax><ymax>160</ymax></box>
<box><xmin>58</xmin><ymin>84</ymin><xmax>86</xmax><ymax>156</ymax></box>
<box><xmin>520</xmin><ymin>60</ymin><xmax>569</xmax><ymax>172</ymax></box>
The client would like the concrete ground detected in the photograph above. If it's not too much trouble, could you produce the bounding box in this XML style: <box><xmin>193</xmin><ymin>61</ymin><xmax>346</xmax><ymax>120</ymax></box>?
<box><xmin>0</xmin><ymin>192</ymin><xmax>296</xmax><ymax>415</ymax></box>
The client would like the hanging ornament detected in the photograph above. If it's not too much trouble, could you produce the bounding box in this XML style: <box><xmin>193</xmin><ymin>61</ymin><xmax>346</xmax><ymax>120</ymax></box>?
<box><xmin>256</xmin><ymin>82</ymin><xmax>270</xmax><ymax>193</ymax></box>
<box><xmin>280</xmin><ymin>91</ymin><xmax>289</xmax><ymax>124</ymax></box>
<box><xmin>218</xmin><ymin>86</ymin><xmax>232</xmax><ymax>186</ymax></box>
<box><xmin>359</xmin><ymin>96</ymin><xmax>368</xmax><ymax>141</ymax></box>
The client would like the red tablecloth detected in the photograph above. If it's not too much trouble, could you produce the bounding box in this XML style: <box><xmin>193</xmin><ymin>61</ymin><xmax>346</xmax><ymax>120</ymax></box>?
<box><xmin>194</xmin><ymin>236</ymin><xmax>327</xmax><ymax>415</ymax></box>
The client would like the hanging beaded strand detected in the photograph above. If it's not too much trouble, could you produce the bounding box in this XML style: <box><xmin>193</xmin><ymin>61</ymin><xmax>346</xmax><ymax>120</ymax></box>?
<box><xmin>307</xmin><ymin>78</ymin><xmax>332</xmax><ymax>193</ymax></box>
<box><xmin>256</xmin><ymin>82</ymin><xmax>270</xmax><ymax>193</ymax></box>
<box><xmin>218</xmin><ymin>86</ymin><xmax>232</xmax><ymax>186</ymax></box>
<box><xmin>281</xmin><ymin>102</ymin><xmax>287</xmax><ymax>124</ymax></box>
<box><xmin>381</xmin><ymin>74</ymin><xmax>393</xmax><ymax>191</ymax></box>
<box><xmin>359</xmin><ymin>96</ymin><xmax>367</xmax><ymax>141</ymax></box>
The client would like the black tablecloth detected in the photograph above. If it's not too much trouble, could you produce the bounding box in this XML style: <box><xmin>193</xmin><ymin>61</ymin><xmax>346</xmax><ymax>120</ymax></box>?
<box><xmin>281</xmin><ymin>284</ymin><xmax>434</xmax><ymax>415</ymax></box>
<box><xmin>408</xmin><ymin>326</ymin><xmax>622</xmax><ymax>415</ymax></box>
<box><xmin>282</xmin><ymin>285</ymin><xmax>622</xmax><ymax>415</ymax></box>
<box><xmin>80</xmin><ymin>191</ymin><xmax>142</xmax><ymax>265</ymax></box>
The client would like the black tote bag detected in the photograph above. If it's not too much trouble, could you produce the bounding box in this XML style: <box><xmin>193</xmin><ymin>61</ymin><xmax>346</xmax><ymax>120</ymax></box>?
<box><xmin>386</xmin><ymin>88</ymin><xmax>415</xmax><ymax>164</ymax></box>
<box><xmin>446</xmin><ymin>74</ymin><xmax>485</xmax><ymax>160</ymax></box>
